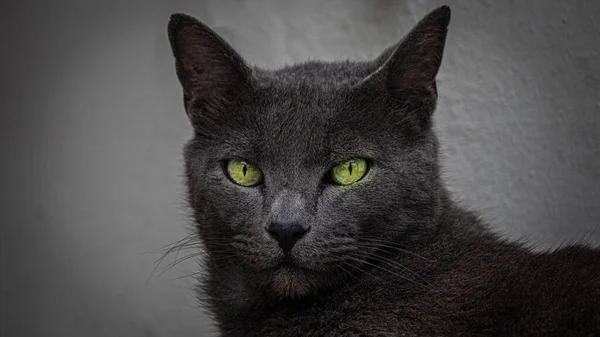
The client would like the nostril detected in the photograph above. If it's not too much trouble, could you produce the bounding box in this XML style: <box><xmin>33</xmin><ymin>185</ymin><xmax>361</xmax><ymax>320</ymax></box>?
<box><xmin>266</xmin><ymin>222</ymin><xmax>310</xmax><ymax>252</ymax></box>
<box><xmin>266</xmin><ymin>226</ymin><xmax>280</xmax><ymax>240</ymax></box>
<box><xmin>294</xmin><ymin>225</ymin><xmax>310</xmax><ymax>238</ymax></box>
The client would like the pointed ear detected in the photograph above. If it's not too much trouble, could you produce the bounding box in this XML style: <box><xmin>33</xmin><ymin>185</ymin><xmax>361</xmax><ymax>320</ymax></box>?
<box><xmin>167</xmin><ymin>14</ymin><xmax>252</xmax><ymax>119</ymax></box>
<box><xmin>361</xmin><ymin>6</ymin><xmax>450</xmax><ymax>123</ymax></box>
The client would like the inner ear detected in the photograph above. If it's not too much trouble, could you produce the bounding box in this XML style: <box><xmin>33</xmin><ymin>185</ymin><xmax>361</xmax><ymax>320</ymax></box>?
<box><xmin>168</xmin><ymin>14</ymin><xmax>252</xmax><ymax>117</ymax></box>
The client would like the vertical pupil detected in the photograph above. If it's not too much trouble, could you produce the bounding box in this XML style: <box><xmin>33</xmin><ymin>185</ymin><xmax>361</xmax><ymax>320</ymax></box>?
<box><xmin>242</xmin><ymin>164</ymin><xmax>247</xmax><ymax>177</ymax></box>
<box><xmin>348</xmin><ymin>161</ymin><xmax>353</xmax><ymax>176</ymax></box>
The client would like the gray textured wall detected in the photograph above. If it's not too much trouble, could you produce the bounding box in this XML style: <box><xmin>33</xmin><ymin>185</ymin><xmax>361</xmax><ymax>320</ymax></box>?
<box><xmin>1</xmin><ymin>0</ymin><xmax>598</xmax><ymax>336</ymax></box>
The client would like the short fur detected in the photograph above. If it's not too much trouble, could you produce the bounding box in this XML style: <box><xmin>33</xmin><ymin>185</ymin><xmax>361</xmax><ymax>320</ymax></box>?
<box><xmin>166</xmin><ymin>6</ymin><xmax>600</xmax><ymax>337</ymax></box>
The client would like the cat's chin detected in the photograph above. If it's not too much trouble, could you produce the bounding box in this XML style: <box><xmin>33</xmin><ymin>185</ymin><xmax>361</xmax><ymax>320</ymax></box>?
<box><xmin>248</xmin><ymin>253</ymin><xmax>336</xmax><ymax>298</ymax></box>
<box><xmin>267</xmin><ymin>266</ymin><xmax>323</xmax><ymax>299</ymax></box>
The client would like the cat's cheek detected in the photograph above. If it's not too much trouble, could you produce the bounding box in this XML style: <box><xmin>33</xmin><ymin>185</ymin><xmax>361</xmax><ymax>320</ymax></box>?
<box><xmin>207</xmin><ymin>180</ymin><xmax>265</xmax><ymax>230</ymax></box>
<box><xmin>315</xmin><ymin>187</ymin><xmax>365</xmax><ymax>234</ymax></box>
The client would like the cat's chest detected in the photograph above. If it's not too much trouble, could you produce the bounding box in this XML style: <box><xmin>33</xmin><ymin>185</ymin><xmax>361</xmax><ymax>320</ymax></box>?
<box><xmin>230</xmin><ymin>292</ymin><xmax>440</xmax><ymax>337</ymax></box>
<box><xmin>249</xmin><ymin>307</ymin><xmax>429</xmax><ymax>337</ymax></box>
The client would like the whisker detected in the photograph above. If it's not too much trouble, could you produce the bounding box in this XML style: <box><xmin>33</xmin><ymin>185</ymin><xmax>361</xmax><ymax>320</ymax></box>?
<box><xmin>358</xmin><ymin>237</ymin><xmax>435</xmax><ymax>262</ymax></box>
<box><xmin>348</xmin><ymin>254</ymin><xmax>458</xmax><ymax>312</ymax></box>
<box><xmin>146</xmin><ymin>234</ymin><xmax>201</xmax><ymax>285</ymax></box>
<box><xmin>146</xmin><ymin>233</ymin><xmax>197</xmax><ymax>254</ymax></box>
<box><xmin>347</xmin><ymin>255</ymin><xmax>431</xmax><ymax>290</ymax></box>
<box><xmin>158</xmin><ymin>252</ymin><xmax>202</xmax><ymax>277</ymax></box>
<box><xmin>353</xmin><ymin>250</ymin><xmax>435</xmax><ymax>289</ymax></box>
<box><xmin>342</xmin><ymin>261</ymin><xmax>387</xmax><ymax>284</ymax></box>
<box><xmin>335</xmin><ymin>264</ymin><xmax>361</xmax><ymax>297</ymax></box>
<box><xmin>173</xmin><ymin>270</ymin><xmax>203</xmax><ymax>281</ymax></box>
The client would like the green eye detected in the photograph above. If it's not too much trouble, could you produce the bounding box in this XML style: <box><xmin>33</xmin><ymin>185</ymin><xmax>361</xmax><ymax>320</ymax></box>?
<box><xmin>330</xmin><ymin>158</ymin><xmax>368</xmax><ymax>185</ymax></box>
<box><xmin>227</xmin><ymin>160</ymin><xmax>263</xmax><ymax>187</ymax></box>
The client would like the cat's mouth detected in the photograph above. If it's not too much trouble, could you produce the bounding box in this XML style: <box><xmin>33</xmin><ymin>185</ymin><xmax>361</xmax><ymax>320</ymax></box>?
<box><xmin>275</xmin><ymin>254</ymin><xmax>304</xmax><ymax>270</ymax></box>
<box><xmin>265</xmin><ymin>253</ymin><xmax>320</xmax><ymax>275</ymax></box>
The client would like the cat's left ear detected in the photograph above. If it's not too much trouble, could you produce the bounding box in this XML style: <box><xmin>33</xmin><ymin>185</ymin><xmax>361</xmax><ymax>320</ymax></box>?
<box><xmin>359</xmin><ymin>6</ymin><xmax>451</xmax><ymax>122</ymax></box>
<box><xmin>167</xmin><ymin>13</ymin><xmax>252</xmax><ymax>122</ymax></box>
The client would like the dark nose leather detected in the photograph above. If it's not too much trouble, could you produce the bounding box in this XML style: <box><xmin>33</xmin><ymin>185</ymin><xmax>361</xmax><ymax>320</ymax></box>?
<box><xmin>266</xmin><ymin>222</ymin><xmax>310</xmax><ymax>253</ymax></box>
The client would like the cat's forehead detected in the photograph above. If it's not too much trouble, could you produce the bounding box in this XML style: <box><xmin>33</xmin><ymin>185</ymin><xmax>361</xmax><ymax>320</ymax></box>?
<box><xmin>212</xmin><ymin>61</ymin><xmax>392</xmax><ymax>163</ymax></box>
<box><xmin>255</xmin><ymin>60</ymin><xmax>375</xmax><ymax>87</ymax></box>
<box><xmin>250</xmin><ymin>68</ymin><xmax>362</xmax><ymax>137</ymax></box>
<box><xmin>236</xmin><ymin>68</ymin><xmax>385</xmax><ymax>165</ymax></box>
<box><xmin>249</xmin><ymin>60</ymin><xmax>376</xmax><ymax>125</ymax></box>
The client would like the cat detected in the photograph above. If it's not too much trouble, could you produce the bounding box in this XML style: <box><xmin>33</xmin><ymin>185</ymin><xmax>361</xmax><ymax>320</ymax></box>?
<box><xmin>166</xmin><ymin>5</ymin><xmax>600</xmax><ymax>337</ymax></box>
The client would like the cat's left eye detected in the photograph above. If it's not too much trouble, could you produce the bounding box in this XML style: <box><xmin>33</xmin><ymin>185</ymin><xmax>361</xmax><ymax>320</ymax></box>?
<box><xmin>330</xmin><ymin>158</ymin><xmax>368</xmax><ymax>185</ymax></box>
<box><xmin>226</xmin><ymin>160</ymin><xmax>264</xmax><ymax>187</ymax></box>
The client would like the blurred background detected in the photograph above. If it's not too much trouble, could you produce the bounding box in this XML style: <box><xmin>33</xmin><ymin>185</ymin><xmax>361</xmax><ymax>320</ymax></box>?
<box><xmin>1</xmin><ymin>0</ymin><xmax>599</xmax><ymax>336</ymax></box>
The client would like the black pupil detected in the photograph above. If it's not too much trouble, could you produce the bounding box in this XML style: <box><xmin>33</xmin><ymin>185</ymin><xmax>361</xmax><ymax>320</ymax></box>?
<box><xmin>242</xmin><ymin>164</ymin><xmax>247</xmax><ymax>176</ymax></box>
<box><xmin>348</xmin><ymin>161</ymin><xmax>353</xmax><ymax>175</ymax></box>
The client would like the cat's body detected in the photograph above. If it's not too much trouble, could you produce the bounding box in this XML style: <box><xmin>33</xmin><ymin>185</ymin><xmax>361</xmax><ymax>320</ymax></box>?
<box><xmin>167</xmin><ymin>6</ymin><xmax>600</xmax><ymax>337</ymax></box>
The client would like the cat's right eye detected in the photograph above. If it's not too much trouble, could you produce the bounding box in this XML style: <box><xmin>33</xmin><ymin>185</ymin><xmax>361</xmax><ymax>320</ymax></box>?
<box><xmin>226</xmin><ymin>160</ymin><xmax>264</xmax><ymax>187</ymax></box>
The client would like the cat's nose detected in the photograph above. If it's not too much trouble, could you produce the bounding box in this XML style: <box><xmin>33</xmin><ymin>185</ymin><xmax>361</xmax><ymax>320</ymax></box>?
<box><xmin>266</xmin><ymin>222</ymin><xmax>310</xmax><ymax>253</ymax></box>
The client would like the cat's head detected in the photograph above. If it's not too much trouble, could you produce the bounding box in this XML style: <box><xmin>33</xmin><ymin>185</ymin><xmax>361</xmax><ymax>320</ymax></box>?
<box><xmin>168</xmin><ymin>6</ymin><xmax>450</xmax><ymax>299</ymax></box>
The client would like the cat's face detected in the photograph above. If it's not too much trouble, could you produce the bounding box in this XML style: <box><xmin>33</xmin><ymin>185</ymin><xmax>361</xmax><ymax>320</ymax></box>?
<box><xmin>168</xmin><ymin>6</ymin><xmax>450</xmax><ymax>298</ymax></box>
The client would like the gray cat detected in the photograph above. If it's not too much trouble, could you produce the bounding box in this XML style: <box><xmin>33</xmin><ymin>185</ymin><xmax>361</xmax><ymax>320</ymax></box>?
<box><xmin>167</xmin><ymin>6</ymin><xmax>600</xmax><ymax>337</ymax></box>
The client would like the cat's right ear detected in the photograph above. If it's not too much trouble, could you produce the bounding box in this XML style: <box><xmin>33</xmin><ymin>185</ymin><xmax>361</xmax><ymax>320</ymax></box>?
<box><xmin>168</xmin><ymin>14</ymin><xmax>252</xmax><ymax>122</ymax></box>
